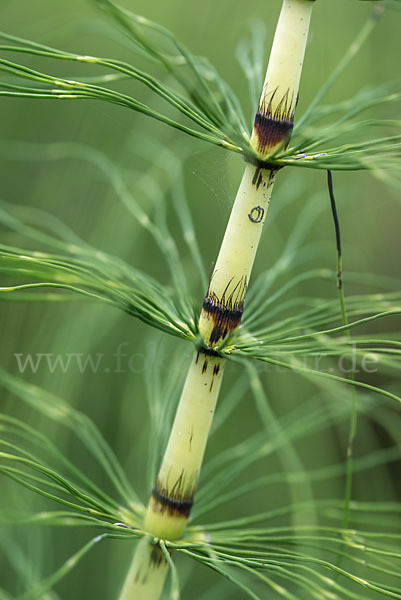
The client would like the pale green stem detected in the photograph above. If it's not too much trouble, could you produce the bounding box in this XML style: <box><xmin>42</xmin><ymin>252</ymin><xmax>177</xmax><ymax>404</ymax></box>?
<box><xmin>144</xmin><ymin>350</ymin><xmax>225</xmax><ymax>540</ymax></box>
<box><xmin>121</xmin><ymin>2</ymin><xmax>315</xmax><ymax>598</ymax></box>
<box><xmin>119</xmin><ymin>536</ymin><xmax>169</xmax><ymax>600</ymax></box>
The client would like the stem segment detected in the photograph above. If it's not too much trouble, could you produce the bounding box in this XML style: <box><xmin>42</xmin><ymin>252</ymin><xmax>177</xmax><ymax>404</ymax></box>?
<box><xmin>199</xmin><ymin>0</ymin><xmax>314</xmax><ymax>350</ymax></box>
<box><xmin>121</xmin><ymin>1</ymin><xmax>315</xmax><ymax>597</ymax></box>
<box><xmin>199</xmin><ymin>164</ymin><xmax>276</xmax><ymax>349</ymax></box>
<box><xmin>119</xmin><ymin>537</ymin><xmax>169</xmax><ymax>600</ymax></box>
<box><xmin>144</xmin><ymin>348</ymin><xmax>225</xmax><ymax>540</ymax></box>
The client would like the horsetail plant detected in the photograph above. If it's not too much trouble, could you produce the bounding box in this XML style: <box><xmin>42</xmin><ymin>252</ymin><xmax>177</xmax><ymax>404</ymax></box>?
<box><xmin>0</xmin><ymin>0</ymin><xmax>401</xmax><ymax>598</ymax></box>
<box><xmin>146</xmin><ymin>0</ymin><xmax>314</xmax><ymax>541</ymax></box>
<box><xmin>126</xmin><ymin>4</ymin><xmax>316</xmax><ymax>595</ymax></box>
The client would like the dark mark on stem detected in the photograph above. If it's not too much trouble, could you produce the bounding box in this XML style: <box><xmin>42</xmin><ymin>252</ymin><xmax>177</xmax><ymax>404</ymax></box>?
<box><xmin>149</xmin><ymin>545</ymin><xmax>165</xmax><ymax>568</ymax></box>
<box><xmin>244</xmin><ymin>154</ymin><xmax>283</xmax><ymax>172</ymax></box>
<box><xmin>248</xmin><ymin>206</ymin><xmax>265</xmax><ymax>223</ymax></box>
<box><xmin>195</xmin><ymin>345</ymin><xmax>220</xmax><ymax>359</ymax></box>
<box><xmin>151</xmin><ymin>472</ymin><xmax>195</xmax><ymax>518</ymax></box>
<box><xmin>213</xmin><ymin>363</ymin><xmax>221</xmax><ymax>377</ymax></box>
<box><xmin>201</xmin><ymin>276</ymin><xmax>247</xmax><ymax>345</ymax></box>
<box><xmin>251</xmin><ymin>163</ymin><xmax>277</xmax><ymax>191</ymax></box>
<box><xmin>195</xmin><ymin>346</ymin><xmax>223</xmax><ymax>391</ymax></box>
<box><xmin>252</xmin><ymin>166</ymin><xmax>264</xmax><ymax>190</ymax></box>
<box><xmin>253</xmin><ymin>86</ymin><xmax>297</xmax><ymax>155</ymax></box>
<box><xmin>189</xmin><ymin>426</ymin><xmax>193</xmax><ymax>452</ymax></box>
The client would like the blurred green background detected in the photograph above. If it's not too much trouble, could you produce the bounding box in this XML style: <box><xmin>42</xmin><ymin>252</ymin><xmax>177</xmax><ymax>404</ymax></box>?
<box><xmin>0</xmin><ymin>0</ymin><xmax>400</xmax><ymax>598</ymax></box>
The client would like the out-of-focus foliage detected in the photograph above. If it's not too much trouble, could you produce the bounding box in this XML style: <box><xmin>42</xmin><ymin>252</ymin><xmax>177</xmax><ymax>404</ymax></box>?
<box><xmin>0</xmin><ymin>0</ymin><xmax>400</xmax><ymax>598</ymax></box>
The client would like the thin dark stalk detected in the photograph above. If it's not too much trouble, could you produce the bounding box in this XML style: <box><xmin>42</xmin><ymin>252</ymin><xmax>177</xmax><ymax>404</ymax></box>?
<box><xmin>327</xmin><ymin>170</ymin><xmax>357</xmax><ymax>536</ymax></box>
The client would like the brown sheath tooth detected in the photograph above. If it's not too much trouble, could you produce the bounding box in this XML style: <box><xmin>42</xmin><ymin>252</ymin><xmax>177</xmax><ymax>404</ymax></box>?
<box><xmin>150</xmin><ymin>474</ymin><xmax>195</xmax><ymax>518</ymax></box>
<box><xmin>201</xmin><ymin>276</ymin><xmax>247</xmax><ymax>345</ymax></box>
<box><xmin>201</xmin><ymin>294</ymin><xmax>243</xmax><ymax>345</ymax></box>
<box><xmin>253</xmin><ymin>86</ymin><xmax>297</xmax><ymax>155</ymax></box>
<box><xmin>253</xmin><ymin>112</ymin><xmax>293</xmax><ymax>154</ymax></box>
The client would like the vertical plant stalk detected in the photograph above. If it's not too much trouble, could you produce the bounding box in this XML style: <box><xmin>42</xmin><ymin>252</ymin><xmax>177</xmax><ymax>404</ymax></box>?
<box><xmin>121</xmin><ymin>1</ymin><xmax>315</xmax><ymax>597</ymax></box>
<box><xmin>119</xmin><ymin>536</ymin><xmax>169</xmax><ymax>600</ymax></box>
<box><xmin>327</xmin><ymin>170</ymin><xmax>357</xmax><ymax>531</ymax></box>
<box><xmin>200</xmin><ymin>0</ymin><xmax>314</xmax><ymax>349</ymax></box>
<box><xmin>144</xmin><ymin>348</ymin><xmax>225</xmax><ymax>540</ymax></box>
